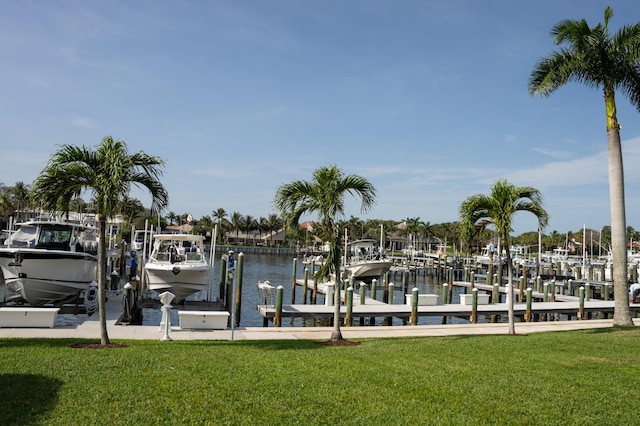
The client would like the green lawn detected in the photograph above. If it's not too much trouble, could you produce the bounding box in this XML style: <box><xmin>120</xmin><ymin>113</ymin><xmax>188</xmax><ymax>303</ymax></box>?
<box><xmin>1</xmin><ymin>327</ymin><xmax>639</xmax><ymax>425</ymax></box>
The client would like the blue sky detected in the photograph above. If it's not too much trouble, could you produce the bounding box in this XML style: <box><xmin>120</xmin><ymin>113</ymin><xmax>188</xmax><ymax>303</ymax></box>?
<box><xmin>2</xmin><ymin>0</ymin><xmax>640</xmax><ymax>235</ymax></box>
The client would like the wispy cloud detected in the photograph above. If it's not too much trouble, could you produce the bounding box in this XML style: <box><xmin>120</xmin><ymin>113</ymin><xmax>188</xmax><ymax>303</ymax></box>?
<box><xmin>531</xmin><ymin>146</ymin><xmax>574</xmax><ymax>159</ymax></box>
<box><xmin>70</xmin><ymin>116</ymin><xmax>97</xmax><ymax>129</ymax></box>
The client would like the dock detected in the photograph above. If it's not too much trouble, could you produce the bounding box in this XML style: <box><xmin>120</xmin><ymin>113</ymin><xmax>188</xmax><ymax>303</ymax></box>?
<box><xmin>256</xmin><ymin>276</ymin><xmax>640</xmax><ymax>325</ymax></box>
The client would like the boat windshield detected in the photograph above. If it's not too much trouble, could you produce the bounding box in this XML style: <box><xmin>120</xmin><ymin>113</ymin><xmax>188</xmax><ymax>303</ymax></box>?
<box><xmin>35</xmin><ymin>224</ymin><xmax>72</xmax><ymax>250</ymax></box>
<box><xmin>6</xmin><ymin>225</ymin><xmax>37</xmax><ymax>247</ymax></box>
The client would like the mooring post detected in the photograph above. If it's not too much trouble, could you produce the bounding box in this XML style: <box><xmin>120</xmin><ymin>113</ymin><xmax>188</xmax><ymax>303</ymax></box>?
<box><xmin>550</xmin><ymin>279</ymin><xmax>556</xmax><ymax>302</ymax></box>
<box><xmin>275</xmin><ymin>285</ymin><xmax>283</xmax><ymax>327</ymax></box>
<box><xmin>411</xmin><ymin>287</ymin><xmax>419</xmax><ymax>325</ymax></box>
<box><xmin>359</xmin><ymin>282</ymin><xmax>366</xmax><ymax>304</ymax></box>
<box><xmin>122</xmin><ymin>282</ymin><xmax>132</xmax><ymax>324</ymax></box>
<box><xmin>543</xmin><ymin>282</ymin><xmax>549</xmax><ymax>302</ymax></box>
<box><xmin>291</xmin><ymin>258</ymin><xmax>297</xmax><ymax>303</ymax></box>
<box><xmin>493</xmin><ymin>283</ymin><xmax>499</xmax><ymax>304</ymax></box>
<box><xmin>233</xmin><ymin>253</ymin><xmax>244</xmax><ymax>327</ymax></box>
<box><xmin>346</xmin><ymin>286</ymin><xmax>353</xmax><ymax>326</ymax></box>
<box><xmin>525</xmin><ymin>287</ymin><xmax>532</xmax><ymax>322</ymax></box>
<box><xmin>219</xmin><ymin>257</ymin><xmax>227</xmax><ymax>304</ymax></box>
<box><xmin>585</xmin><ymin>283</ymin><xmax>591</xmax><ymax>301</ymax></box>
<box><xmin>388</xmin><ymin>283</ymin><xmax>395</xmax><ymax>304</ymax></box>
<box><xmin>303</xmin><ymin>268</ymin><xmax>309</xmax><ymax>305</ymax></box>
<box><xmin>441</xmin><ymin>283</ymin><xmax>449</xmax><ymax>324</ymax></box>
<box><xmin>536</xmin><ymin>276</ymin><xmax>542</xmax><ymax>293</ymax></box>
<box><xmin>578</xmin><ymin>286</ymin><xmax>585</xmax><ymax>320</ymax></box>
<box><xmin>371</xmin><ymin>279</ymin><xmax>377</xmax><ymax>300</ymax></box>
<box><xmin>471</xmin><ymin>288</ymin><xmax>478</xmax><ymax>324</ymax></box>
<box><xmin>603</xmin><ymin>283</ymin><xmax>609</xmax><ymax>301</ymax></box>
<box><xmin>470</xmin><ymin>271</ymin><xmax>475</xmax><ymax>290</ymax></box>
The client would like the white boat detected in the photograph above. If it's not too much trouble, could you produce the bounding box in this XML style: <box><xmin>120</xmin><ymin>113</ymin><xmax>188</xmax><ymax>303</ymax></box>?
<box><xmin>0</xmin><ymin>220</ymin><xmax>98</xmax><ymax>306</ymax></box>
<box><xmin>344</xmin><ymin>239</ymin><xmax>392</xmax><ymax>282</ymax></box>
<box><xmin>144</xmin><ymin>234</ymin><xmax>210</xmax><ymax>301</ymax></box>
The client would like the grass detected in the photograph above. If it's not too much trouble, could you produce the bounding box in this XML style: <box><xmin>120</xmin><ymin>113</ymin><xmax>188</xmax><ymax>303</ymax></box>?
<box><xmin>1</xmin><ymin>327</ymin><xmax>639</xmax><ymax>425</ymax></box>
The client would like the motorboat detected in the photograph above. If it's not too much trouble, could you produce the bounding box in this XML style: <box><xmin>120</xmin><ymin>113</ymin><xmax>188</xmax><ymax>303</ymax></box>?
<box><xmin>144</xmin><ymin>234</ymin><xmax>210</xmax><ymax>302</ymax></box>
<box><xmin>344</xmin><ymin>239</ymin><xmax>392</xmax><ymax>282</ymax></box>
<box><xmin>0</xmin><ymin>220</ymin><xmax>98</xmax><ymax>306</ymax></box>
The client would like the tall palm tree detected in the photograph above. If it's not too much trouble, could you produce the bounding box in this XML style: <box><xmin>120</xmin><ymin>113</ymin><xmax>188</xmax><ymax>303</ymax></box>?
<box><xmin>229</xmin><ymin>212</ymin><xmax>244</xmax><ymax>243</ymax></box>
<box><xmin>212</xmin><ymin>208</ymin><xmax>227</xmax><ymax>242</ymax></box>
<box><xmin>274</xmin><ymin>165</ymin><xmax>376</xmax><ymax>342</ymax></box>
<box><xmin>459</xmin><ymin>179</ymin><xmax>548</xmax><ymax>335</ymax></box>
<box><xmin>11</xmin><ymin>181</ymin><xmax>31</xmax><ymax>222</ymax></box>
<box><xmin>31</xmin><ymin>136</ymin><xmax>168</xmax><ymax>345</ymax></box>
<box><xmin>267</xmin><ymin>213</ymin><xmax>282</xmax><ymax>246</ymax></box>
<box><xmin>529</xmin><ymin>7</ymin><xmax>640</xmax><ymax>326</ymax></box>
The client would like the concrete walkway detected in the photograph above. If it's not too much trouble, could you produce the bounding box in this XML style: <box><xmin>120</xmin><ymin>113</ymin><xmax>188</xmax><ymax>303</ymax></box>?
<box><xmin>0</xmin><ymin>294</ymin><xmax>637</xmax><ymax>341</ymax></box>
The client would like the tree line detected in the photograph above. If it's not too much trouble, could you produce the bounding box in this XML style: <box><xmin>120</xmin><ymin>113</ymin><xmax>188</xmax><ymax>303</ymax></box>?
<box><xmin>2</xmin><ymin>179</ymin><xmax>632</xmax><ymax>254</ymax></box>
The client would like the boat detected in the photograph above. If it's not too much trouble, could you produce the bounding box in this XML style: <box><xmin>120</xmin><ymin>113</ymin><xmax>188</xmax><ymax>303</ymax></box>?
<box><xmin>144</xmin><ymin>234</ymin><xmax>210</xmax><ymax>302</ymax></box>
<box><xmin>0</xmin><ymin>220</ymin><xmax>99</xmax><ymax>306</ymax></box>
<box><xmin>343</xmin><ymin>239</ymin><xmax>392</xmax><ymax>282</ymax></box>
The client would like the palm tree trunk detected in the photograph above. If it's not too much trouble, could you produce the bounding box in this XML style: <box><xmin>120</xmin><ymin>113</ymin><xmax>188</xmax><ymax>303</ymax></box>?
<box><xmin>98</xmin><ymin>217</ymin><xmax>111</xmax><ymax>345</ymax></box>
<box><xmin>505</xmin><ymin>247</ymin><xmax>516</xmax><ymax>335</ymax></box>
<box><xmin>608</xmin><ymin>127</ymin><xmax>633</xmax><ymax>326</ymax></box>
<box><xmin>330</xmin><ymin>233</ymin><xmax>343</xmax><ymax>341</ymax></box>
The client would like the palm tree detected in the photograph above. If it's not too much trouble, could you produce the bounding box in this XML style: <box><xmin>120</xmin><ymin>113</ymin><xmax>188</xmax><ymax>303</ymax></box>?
<box><xmin>274</xmin><ymin>165</ymin><xmax>376</xmax><ymax>342</ymax></box>
<box><xmin>166</xmin><ymin>211</ymin><xmax>177</xmax><ymax>225</ymax></box>
<box><xmin>459</xmin><ymin>179</ymin><xmax>548</xmax><ymax>335</ymax></box>
<box><xmin>267</xmin><ymin>214</ymin><xmax>282</xmax><ymax>246</ymax></box>
<box><xmin>529</xmin><ymin>7</ymin><xmax>640</xmax><ymax>326</ymax></box>
<box><xmin>31</xmin><ymin>136</ymin><xmax>168</xmax><ymax>345</ymax></box>
<box><xmin>229</xmin><ymin>212</ymin><xmax>244</xmax><ymax>243</ymax></box>
<box><xmin>11</xmin><ymin>181</ymin><xmax>31</xmax><ymax>222</ymax></box>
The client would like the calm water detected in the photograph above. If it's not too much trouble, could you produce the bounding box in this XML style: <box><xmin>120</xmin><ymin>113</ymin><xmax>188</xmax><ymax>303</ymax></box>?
<box><xmin>175</xmin><ymin>252</ymin><xmax>473</xmax><ymax>327</ymax></box>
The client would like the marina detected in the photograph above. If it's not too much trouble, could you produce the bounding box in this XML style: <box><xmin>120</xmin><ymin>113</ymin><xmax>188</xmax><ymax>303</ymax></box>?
<box><xmin>2</xmin><ymin>247</ymin><xmax>640</xmax><ymax>334</ymax></box>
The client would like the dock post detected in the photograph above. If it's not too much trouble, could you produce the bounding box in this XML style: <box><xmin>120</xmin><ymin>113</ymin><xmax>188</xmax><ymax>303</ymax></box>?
<box><xmin>578</xmin><ymin>286</ymin><xmax>585</xmax><ymax>320</ymax></box>
<box><xmin>346</xmin><ymin>286</ymin><xmax>353</xmax><ymax>326</ymax></box>
<box><xmin>384</xmin><ymin>282</ymin><xmax>394</xmax><ymax>325</ymax></box>
<box><xmin>303</xmin><ymin>268</ymin><xmax>309</xmax><ymax>304</ymax></box>
<box><xmin>471</xmin><ymin>288</ymin><xmax>478</xmax><ymax>324</ymax></box>
<box><xmin>525</xmin><ymin>287</ymin><xmax>532</xmax><ymax>322</ymax></box>
<box><xmin>603</xmin><ymin>283</ymin><xmax>609</xmax><ymax>301</ymax></box>
<box><xmin>219</xmin><ymin>257</ymin><xmax>227</xmax><ymax>304</ymax></box>
<box><xmin>234</xmin><ymin>253</ymin><xmax>244</xmax><ymax>327</ymax></box>
<box><xmin>550</xmin><ymin>280</ymin><xmax>556</xmax><ymax>302</ymax></box>
<box><xmin>568</xmin><ymin>279</ymin><xmax>573</xmax><ymax>296</ymax></box>
<box><xmin>359</xmin><ymin>282</ymin><xmax>366</xmax><ymax>304</ymax></box>
<box><xmin>275</xmin><ymin>286</ymin><xmax>283</xmax><ymax>327</ymax></box>
<box><xmin>291</xmin><ymin>258</ymin><xmax>297</xmax><ymax>303</ymax></box>
<box><xmin>312</xmin><ymin>275</ymin><xmax>318</xmax><ymax>305</ymax></box>
<box><xmin>536</xmin><ymin>276</ymin><xmax>542</xmax><ymax>293</ymax></box>
<box><xmin>519</xmin><ymin>276</ymin><xmax>525</xmax><ymax>302</ymax></box>
<box><xmin>585</xmin><ymin>283</ymin><xmax>591</xmax><ymax>301</ymax></box>
<box><xmin>470</xmin><ymin>271</ymin><xmax>475</xmax><ymax>290</ymax></box>
<box><xmin>543</xmin><ymin>282</ymin><xmax>549</xmax><ymax>302</ymax></box>
<box><xmin>411</xmin><ymin>287</ymin><xmax>419</xmax><ymax>325</ymax></box>
<box><xmin>441</xmin><ymin>283</ymin><xmax>448</xmax><ymax>324</ymax></box>
<box><xmin>371</xmin><ymin>279</ymin><xmax>377</xmax><ymax>300</ymax></box>
<box><xmin>493</xmin><ymin>283</ymin><xmax>499</xmax><ymax>304</ymax></box>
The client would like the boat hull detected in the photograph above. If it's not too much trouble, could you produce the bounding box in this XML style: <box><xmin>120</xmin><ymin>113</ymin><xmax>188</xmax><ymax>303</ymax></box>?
<box><xmin>345</xmin><ymin>260</ymin><xmax>393</xmax><ymax>282</ymax></box>
<box><xmin>0</xmin><ymin>248</ymin><xmax>97</xmax><ymax>306</ymax></box>
<box><xmin>145</xmin><ymin>264</ymin><xmax>209</xmax><ymax>301</ymax></box>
